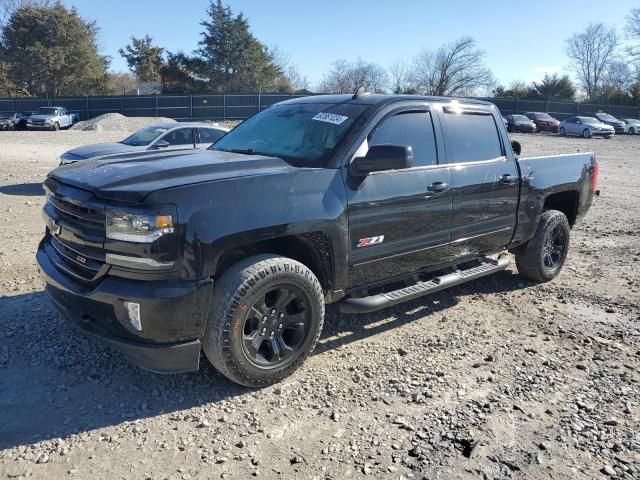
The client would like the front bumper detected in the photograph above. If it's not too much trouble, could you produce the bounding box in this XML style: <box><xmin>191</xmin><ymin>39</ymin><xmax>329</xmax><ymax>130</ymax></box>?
<box><xmin>37</xmin><ymin>241</ymin><xmax>213</xmax><ymax>373</ymax></box>
<box><xmin>27</xmin><ymin>123</ymin><xmax>54</xmax><ymax>129</ymax></box>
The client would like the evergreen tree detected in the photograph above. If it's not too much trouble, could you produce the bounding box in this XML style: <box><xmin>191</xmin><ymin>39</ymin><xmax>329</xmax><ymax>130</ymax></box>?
<box><xmin>119</xmin><ymin>34</ymin><xmax>164</xmax><ymax>83</ymax></box>
<box><xmin>192</xmin><ymin>0</ymin><xmax>281</xmax><ymax>92</ymax></box>
<box><xmin>1</xmin><ymin>1</ymin><xmax>110</xmax><ymax>96</ymax></box>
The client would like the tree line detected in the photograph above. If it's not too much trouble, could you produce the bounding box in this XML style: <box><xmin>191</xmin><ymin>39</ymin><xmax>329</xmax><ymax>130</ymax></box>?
<box><xmin>0</xmin><ymin>0</ymin><xmax>639</xmax><ymax>106</ymax></box>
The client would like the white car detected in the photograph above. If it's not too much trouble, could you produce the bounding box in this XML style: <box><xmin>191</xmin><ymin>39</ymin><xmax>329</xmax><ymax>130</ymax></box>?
<box><xmin>623</xmin><ymin>118</ymin><xmax>640</xmax><ymax>135</ymax></box>
<box><xmin>28</xmin><ymin>106</ymin><xmax>78</xmax><ymax>130</ymax></box>
<box><xmin>59</xmin><ymin>123</ymin><xmax>229</xmax><ymax>165</ymax></box>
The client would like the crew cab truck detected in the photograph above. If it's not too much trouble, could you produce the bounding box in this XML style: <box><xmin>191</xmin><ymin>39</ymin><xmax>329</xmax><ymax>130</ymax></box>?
<box><xmin>37</xmin><ymin>94</ymin><xmax>598</xmax><ymax>387</ymax></box>
<box><xmin>28</xmin><ymin>106</ymin><xmax>77</xmax><ymax>130</ymax></box>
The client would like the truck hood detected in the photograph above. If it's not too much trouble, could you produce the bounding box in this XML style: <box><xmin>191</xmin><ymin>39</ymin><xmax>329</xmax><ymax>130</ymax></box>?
<box><xmin>29</xmin><ymin>114</ymin><xmax>54</xmax><ymax>121</ymax></box>
<box><xmin>65</xmin><ymin>142</ymin><xmax>146</xmax><ymax>159</ymax></box>
<box><xmin>49</xmin><ymin>149</ymin><xmax>298</xmax><ymax>202</ymax></box>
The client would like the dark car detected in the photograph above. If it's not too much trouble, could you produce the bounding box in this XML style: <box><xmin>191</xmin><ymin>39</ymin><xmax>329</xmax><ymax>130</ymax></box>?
<box><xmin>524</xmin><ymin>112</ymin><xmax>560</xmax><ymax>132</ymax></box>
<box><xmin>506</xmin><ymin>114</ymin><xmax>536</xmax><ymax>133</ymax></box>
<box><xmin>38</xmin><ymin>94</ymin><xmax>597</xmax><ymax>386</ymax></box>
<box><xmin>594</xmin><ymin>112</ymin><xmax>625</xmax><ymax>134</ymax></box>
<box><xmin>0</xmin><ymin>111</ymin><xmax>32</xmax><ymax>131</ymax></box>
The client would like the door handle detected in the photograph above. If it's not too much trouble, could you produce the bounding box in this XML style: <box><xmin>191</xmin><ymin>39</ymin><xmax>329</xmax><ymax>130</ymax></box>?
<box><xmin>427</xmin><ymin>181</ymin><xmax>449</xmax><ymax>193</ymax></box>
<box><xmin>499</xmin><ymin>174</ymin><xmax>517</xmax><ymax>185</ymax></box>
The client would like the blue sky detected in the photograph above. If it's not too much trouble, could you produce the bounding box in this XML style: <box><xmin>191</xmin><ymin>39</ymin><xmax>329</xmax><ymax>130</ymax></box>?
<box><xmin>65</xmin><ymin>0</ymin><xmax>637</xmax><ymax>88</ymax></box>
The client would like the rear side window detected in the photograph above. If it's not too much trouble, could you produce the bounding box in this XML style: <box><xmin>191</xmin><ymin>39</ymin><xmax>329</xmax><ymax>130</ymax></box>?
<box><xmin>442</xmin><ymin>112</ymin><xmax>502</xmax><ymax>163</ymax></box>
<box><xmin>163</xmin><ymin>128</ymin><xmax>195</xmax><ymax>146</ymax></box>
<box><xmin>199</xmin><ymin>128</ymin><xmax>225</xmax><ymax>144</ymax></box>
<box><xmin>368</xmin><ymin>111</ymin><xmax>437</xmax><ymax>167</ymax></box>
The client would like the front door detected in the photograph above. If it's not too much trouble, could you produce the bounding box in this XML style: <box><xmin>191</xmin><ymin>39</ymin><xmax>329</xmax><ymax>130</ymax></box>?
<box><xmin>345</xmin><ymin>107</ymin><xmax>454</xmax><ymax>288</ymax></box>
<box><xmin>439</xmin><ymin>107</ymin><xmax>519</xmax><ymax>258</ymax></box>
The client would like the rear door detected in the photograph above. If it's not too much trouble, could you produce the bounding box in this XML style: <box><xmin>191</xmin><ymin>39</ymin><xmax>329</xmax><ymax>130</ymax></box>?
<box><xmin>159</xmin><ymin>127</ymin><xmax>197</xmax><ymax>150</ymax></box>
<box><xmin>345</xmin><ymin>104</ymin><xmax>454</xmax><ymax>287</ymax></box>
<box><xmin>439</xmin><ymin>106</ymin><xmax>519</xmax><ymax>258</ymax></box>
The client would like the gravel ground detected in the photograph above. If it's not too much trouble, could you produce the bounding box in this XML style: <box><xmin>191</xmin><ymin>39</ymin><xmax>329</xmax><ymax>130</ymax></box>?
<box><xmin>0</xmin><ymin>130</ymin><xmax>639</xmax><ymax>480</ymax></box>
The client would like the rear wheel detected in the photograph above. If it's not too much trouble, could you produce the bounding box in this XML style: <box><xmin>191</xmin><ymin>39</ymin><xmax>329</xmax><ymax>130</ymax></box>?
<box><xmin>202</xmin><ymin>254</ymin><xmax>325</xmax><ymax>387</ymax></box>
<box><xmin>582</xmin><ymin>128</ymin><xmax>591</xmax><ymax>138</ymax></box>
<box><xmin>515</xmin><ymin>210</ymin><xmax>570</xmax><ymax>283</ymax></box>
<box><xmin>559</xmin><ymin>127</ymin><xmax>566</xmax><ymax>136</ymax></box>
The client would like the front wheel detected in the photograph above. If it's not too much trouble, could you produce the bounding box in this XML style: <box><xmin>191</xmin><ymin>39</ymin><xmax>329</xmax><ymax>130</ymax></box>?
<box><xmin>202</xmin><ymin>254</ymin><xmax>325</xmax><ymax>387</ymax></box>
<box><xmin>629</xmin><ymin>127</ymin><xmax>636</xmax><ymax>135</ymax></box>
<box><xmin>515</xmin><ymin>210</ymin><xmax>570</xmax><ymax>283</ymax></box>
<box><xmin>51</xmin><ymin>122</ymin><xmax>60</xmax><ymax>131</ymax></box>
<box><xmin>582</xmin><ymin>128</ymin><xmax>591</xmax><ymax>138</ymax></box>
<box><xmin>559</xmin><ymin>127</ymin><xmax>566</xmax><ymax>136</ymax></box>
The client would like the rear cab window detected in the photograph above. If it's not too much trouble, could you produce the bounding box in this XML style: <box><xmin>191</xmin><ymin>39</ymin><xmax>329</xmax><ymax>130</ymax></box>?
<box><xmin>441</xmin><ymin>109</ymin><xmax>503</xmax><ymax>163</ymax></box>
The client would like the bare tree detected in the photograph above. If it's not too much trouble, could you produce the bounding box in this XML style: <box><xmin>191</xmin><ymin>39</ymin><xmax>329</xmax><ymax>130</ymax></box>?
<box><xmin>317</xmin><ymin>58</ymin><xmax>388</xmax><ymax>94</ymax></box>
<box><xmin>625</xmin><ymin>8</ymin><xmax>640</xmax><ymax>61</ymax></box>
<box><xmin>270</xmin><ymin>46</ymin><xmax>310</xmax><ymax>92</ymax></box>
<box><xmin>410</xmin><ymin>36</ymin><xmax>494</xmax><ymax>96</ymax></box>
<box><xmin>389</xmin><ymin>59</ymin><xmax>413</xmax><ymax>93</ymax></box>
<box><xmin>566</xmin><ymin>23</ymin><xmax>618</xmax><ymax>99</ymax></box>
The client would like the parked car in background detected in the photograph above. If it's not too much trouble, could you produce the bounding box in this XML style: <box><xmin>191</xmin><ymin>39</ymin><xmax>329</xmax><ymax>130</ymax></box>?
<box><xmin>58</xmin><ymin>123</ymin><xmax>230</xmax><ymax>164</ymax></box>
<box><xmin>27</xmin><ymin>106</ymin><xmax>78</xmax><ymax>130</ymax></box>
<box><xmin>506</xmin><ymin>114</ymin><xmax>536</xmax><ymax>133</ymax></box>
<box><xmin>0</xmin><ymin>111</ymin><xmax>33</xmax><ymax>130</ymax></box>
<box><xmin>524</xmin><ymin>112</ymin><xmax>560</xmax><ymax>132</ymax></box>
<box><xmin>623</xmin><ymin>118</ymin><xmax>640</xmax><ymax>135</ymax></box>
<box><xmin>501</xmin><ymin>116</ymin><xmax>508</xmax><ymax>129</ymax></box>
<box><xmin>559</xmin><ymin>116</ymin><xmax>614</xmax><ymax>138</ymax></box>
<box><xmin>593</xmin><ymin>112</ymin><xmax>625</xmax><ymax>134</ymax></box>
<box><xmin>0</xmin><ymin>112</ymin><xmax>16</xmax><ymax>130</ymax></box>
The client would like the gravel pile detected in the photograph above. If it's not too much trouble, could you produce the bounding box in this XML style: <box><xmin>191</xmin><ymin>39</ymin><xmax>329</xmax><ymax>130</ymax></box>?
<box><xmin>71</xmin><ymin>113</ymin><xmax>176</xmax><ymax>132</ymax></box>
<box><xmin>0</xmin><ymin>131</ymin><xmax>638</xmax><ymax>479</ymax></box>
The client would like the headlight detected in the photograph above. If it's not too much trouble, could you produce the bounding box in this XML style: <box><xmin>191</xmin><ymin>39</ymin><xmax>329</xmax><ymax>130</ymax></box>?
<box><xmin>106</xmin><ymin>208</ymin><xmax>175</xmax><ymax>243</ymax></box>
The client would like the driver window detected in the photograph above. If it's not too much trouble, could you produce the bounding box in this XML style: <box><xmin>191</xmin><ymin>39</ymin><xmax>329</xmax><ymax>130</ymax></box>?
<box><xmin>367</xmin><ymin>111</ymin><xmax>437</xmax><ymax>167</ymax></box>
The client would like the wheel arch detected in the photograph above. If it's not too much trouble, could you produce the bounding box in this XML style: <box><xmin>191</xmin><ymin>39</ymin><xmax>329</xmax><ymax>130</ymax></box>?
<box><xmin>543</xmin><ymin>190</ymin><xmax>579</xmax><ymax>226</ymax></box>
<box><xmin>212</xmin><ymin>232</ymin><xmax>336</xmax><ymax>298</ymax></box>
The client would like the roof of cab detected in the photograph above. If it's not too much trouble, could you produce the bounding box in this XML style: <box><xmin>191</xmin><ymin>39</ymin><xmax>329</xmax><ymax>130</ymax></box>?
<box><xmin>278</xmin><ymin>93</ymin><xmax>493</xmax><ymax>107</ymax></box>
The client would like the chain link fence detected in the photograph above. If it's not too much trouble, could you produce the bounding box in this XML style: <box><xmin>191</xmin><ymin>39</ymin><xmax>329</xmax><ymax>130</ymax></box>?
<box><xmin>1</xmin><ymin>93</ymin><xmax>639</xmax><ymax>122</ymax></box>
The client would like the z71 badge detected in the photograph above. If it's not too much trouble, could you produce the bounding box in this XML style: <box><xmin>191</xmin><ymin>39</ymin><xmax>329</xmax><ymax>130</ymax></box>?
<box><xmin>356</xmin><ymin>236</ymin><xmax>385</xmax><ymax>248</ymax></box>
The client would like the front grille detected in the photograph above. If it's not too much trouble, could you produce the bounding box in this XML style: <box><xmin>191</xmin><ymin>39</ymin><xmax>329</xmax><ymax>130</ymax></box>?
<box><xmin>43</xmin><ymin>181</ymin><xmax>108</xmax><ymax>284</ymax></box>
<box><xmin>48</xmin><ymin>194</ymin><xmax>105</xmax><ymax>232</ymax></box>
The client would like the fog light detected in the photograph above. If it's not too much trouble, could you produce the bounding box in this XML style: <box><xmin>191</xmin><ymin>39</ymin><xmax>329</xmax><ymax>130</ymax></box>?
<box><xmin>125</xmin><ymin>301</ymin><xmax>142</xmax><ymax>331</ymax></box>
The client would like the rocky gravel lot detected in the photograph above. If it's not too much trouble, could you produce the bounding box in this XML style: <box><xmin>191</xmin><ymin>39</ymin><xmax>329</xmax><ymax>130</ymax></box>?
<box><xmin>0</xmin><ymin>129</ymin><xmax>639</xmax><ymax>480</ymax></box>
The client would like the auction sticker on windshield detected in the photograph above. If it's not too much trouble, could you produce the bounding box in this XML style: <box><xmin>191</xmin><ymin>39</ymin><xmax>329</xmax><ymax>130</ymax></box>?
<box><xmin>312</xmin><ymin>112</ymin><xmax>349</xmax><ymax>125</ymax></box>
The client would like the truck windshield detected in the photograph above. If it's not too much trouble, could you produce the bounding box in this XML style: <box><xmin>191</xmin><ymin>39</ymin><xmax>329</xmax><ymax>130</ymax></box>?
<box><xmin>38</xmin><ymin>107</ymin><xmax>58</xmax><ymax>114</ymax></box>
<box><xmin>121</xmin><ymin>127</ymin><xmax>168</xmax><ymax>146</ymax></box>
<box><xmin>211</xmin><ymin>103</ymin><xmax>368</xmax><ymax>167</ymax></box>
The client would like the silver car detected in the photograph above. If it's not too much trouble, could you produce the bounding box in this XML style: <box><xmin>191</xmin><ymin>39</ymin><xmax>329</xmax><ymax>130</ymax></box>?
<box><xmin>558</xmin><ymin>116</ymin><xmax>614</xmax><ymax>139</ymax></box>
<box><xmin>59</xmin><ymin>123</ymin><xmax>229</xmax><ymax>164</ymax></box>
<box><xmin>623</xmin><ymin>118</ymin><xmax>640</xmax><ymax>135</ymax></box>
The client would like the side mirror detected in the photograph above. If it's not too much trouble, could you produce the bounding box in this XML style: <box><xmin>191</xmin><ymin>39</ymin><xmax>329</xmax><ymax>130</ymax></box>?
<box><xmin>154</xmin><ymin>140</ymin><xmax>170</xmax><ymax>149</ymax></box>
<box><xmin>350</xmin><ymin>145</ymin><xmax>413</xmax><ymax>176</ymax></box>
<box><xmin>511</xmin><ymin>140</ymin><xmax>521</xmax><ymax>156</ymax></box>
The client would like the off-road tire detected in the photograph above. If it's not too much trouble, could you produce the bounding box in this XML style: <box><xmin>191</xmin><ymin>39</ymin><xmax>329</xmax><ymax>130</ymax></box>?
<box><xmin>515</xmin><ymin>210</ymin><xmax>570</xmax><ymax>283</ymax></box>
<box><xmin>202</xmin><ymin>254</ymin><xmax>325</xmax><ymax>387</ymax></box>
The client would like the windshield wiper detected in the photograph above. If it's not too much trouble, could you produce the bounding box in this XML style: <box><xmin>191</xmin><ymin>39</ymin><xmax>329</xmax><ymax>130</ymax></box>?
<box><xmin>219</xmin><ymin>148</ymin><xmax>279</xmax><ymax>158</ymax></box>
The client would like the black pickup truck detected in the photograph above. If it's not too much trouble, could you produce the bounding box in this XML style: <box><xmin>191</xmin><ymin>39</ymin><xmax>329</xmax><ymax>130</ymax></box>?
<box><xmin>37</xmin><ymin>94</ymin><xmax>598</xmax><ymax>386</ymax></box>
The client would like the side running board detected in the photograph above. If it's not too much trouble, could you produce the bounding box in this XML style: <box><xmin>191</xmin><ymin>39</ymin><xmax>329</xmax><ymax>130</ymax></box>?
<box><xmin>339</xmin><ymin>255</ymin><xmax>510</xmax><ymax>314</ymax></box>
